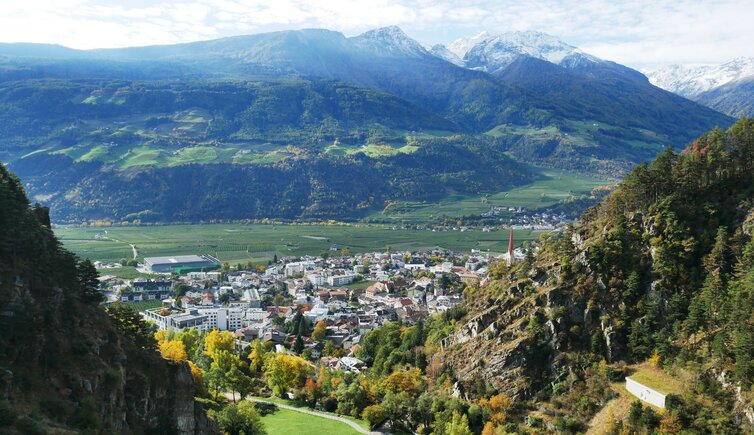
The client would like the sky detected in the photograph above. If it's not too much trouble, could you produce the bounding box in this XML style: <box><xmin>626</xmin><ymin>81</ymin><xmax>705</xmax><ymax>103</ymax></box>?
<box><xmin>0</xmin><ymin>0</ymin><xmax>752</xmax><ymax>70</ymax></box>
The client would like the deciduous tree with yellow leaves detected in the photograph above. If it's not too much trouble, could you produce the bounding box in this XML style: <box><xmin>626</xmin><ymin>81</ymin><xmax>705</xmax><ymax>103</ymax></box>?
<box><xmin>158</xmin><ymin>340</ymin><xmax>188</xmax><ymax>362</ymax></box>
<box><xmin>203</xmin><ymin>329</ymin><xmax>235</xmax><ymax>359</ymax></box>
<box><xmin>263</xmin><ymin>353</ymin><xmax>310</xmax><ymax>396</ymax></box>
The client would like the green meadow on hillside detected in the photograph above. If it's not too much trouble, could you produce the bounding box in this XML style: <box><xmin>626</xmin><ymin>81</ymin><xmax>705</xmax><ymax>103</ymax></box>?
<box><xmin>369</xmin><ymin>167</ymin><xmax>610</xmax><ymax>223</ymax></box>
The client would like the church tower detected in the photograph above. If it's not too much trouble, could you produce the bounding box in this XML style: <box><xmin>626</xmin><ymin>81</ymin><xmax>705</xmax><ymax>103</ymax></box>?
<box><xmin>507</xmin><ymin>226</ymin><xmax>514</xmax><ymax>266</ymax></box>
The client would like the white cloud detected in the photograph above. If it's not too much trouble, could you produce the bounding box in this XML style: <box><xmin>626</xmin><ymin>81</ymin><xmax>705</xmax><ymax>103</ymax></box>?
<box><xmin>0</xmin><ymin>0</ymin><xmax>751</xmax><ymax>69</ymax></box>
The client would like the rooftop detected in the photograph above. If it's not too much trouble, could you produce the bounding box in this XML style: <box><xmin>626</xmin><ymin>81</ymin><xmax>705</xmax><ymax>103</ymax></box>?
<box><xmin>144</xmin><ymin>254</ymin><xmax>219</xmax><ymax>265</ymax></box>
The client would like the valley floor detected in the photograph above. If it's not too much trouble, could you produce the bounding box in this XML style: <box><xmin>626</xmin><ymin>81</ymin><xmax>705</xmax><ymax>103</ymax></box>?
<box><xmin>56</xmin><ymin>223</ymin><xmax>547</xmax><ymax>271</ymax></box>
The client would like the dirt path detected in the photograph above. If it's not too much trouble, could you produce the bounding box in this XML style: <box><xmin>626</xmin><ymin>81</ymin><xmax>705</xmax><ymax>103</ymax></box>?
<box><xmin>101</xmin><ymin>231</ymin><xmax>138</xmax><ymax>259</ymax></box>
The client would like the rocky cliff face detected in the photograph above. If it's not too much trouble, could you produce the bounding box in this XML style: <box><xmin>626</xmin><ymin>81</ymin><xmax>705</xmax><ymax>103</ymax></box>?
<box><xmin>438</xmin><ymin>120</ymin><xmax>754</xmax><ymax>431</ymax></box>
<box><xmin>0</xmin><ymin>163</ymin><xmax>217</xmax><ymax>434</ymax></box>
<box><xmin>441</xmin><ymin>215</ymin><xmax>648</xmax><ymax>400</ymax></box>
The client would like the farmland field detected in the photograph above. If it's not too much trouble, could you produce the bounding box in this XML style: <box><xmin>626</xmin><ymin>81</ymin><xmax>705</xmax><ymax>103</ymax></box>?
<box><xmin>367</xmin><ymin>167</ymin><xmax>611</xmax><ymax>224</ymax></box>
<box><xmin>55</xmin><ymin>223</ymin><xmax>546</xmax><ymax>264</ymax></box>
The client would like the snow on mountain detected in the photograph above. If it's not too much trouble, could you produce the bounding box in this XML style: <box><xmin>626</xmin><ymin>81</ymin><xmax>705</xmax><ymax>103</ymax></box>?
<box><xmin>647</xmin><ymin>57</ymin><xmax>754</xmax><ymax>98</ymax></box>
<box><xmin>350</xmin><ymin>26</ymin><xmax>429</xmax><ymax>58</ymax></box>
<box><xmin>429</xmin><ymin>44</ymin><xmax>463</xmax><ymax>66</ymax></box>
<box><xmin>432</xmin><ymin>30</ymin><xmax>601</xmax><ymax>74</ymax></box>
<box><xmin>446</xmin><ymin>31</ymin><xmax>490</xmax><ymax>59</ymax></box>
<box><xmin>464</xmin><ymin>31</ymin><xmax>600</xmax><ymax>74</ymax></box>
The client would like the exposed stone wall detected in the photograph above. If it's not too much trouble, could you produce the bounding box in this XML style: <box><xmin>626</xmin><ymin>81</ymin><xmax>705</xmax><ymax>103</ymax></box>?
<box><xmin>625</xmin><ymin>377</ymin><xmax>666</xmax><ymax>408</ymax></box>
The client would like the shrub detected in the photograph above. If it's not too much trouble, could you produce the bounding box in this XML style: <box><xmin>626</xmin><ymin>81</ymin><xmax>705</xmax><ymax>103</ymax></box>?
<box><xmin>0</xmin><ymin>400</ymin><xmax>17</xmax><ymax>426</ymax></box>
<box><xmin>16</xmin><ymin>415</ymin><xmax>47</xmax><ymax>435</ymax></box>
<box><xmin>362</xmin><ymin>405</ymin><xmax>388</xmax><ymax>430</ymax></box>
<box><xmin>215</xmin><ymin>401</ymin><xmax>267</xmax><ymax>435</ymax></box>
<box><xmin>39</xmin><ymin>398</ymin><xmax>74</xmax><ymax>420</ymax></box>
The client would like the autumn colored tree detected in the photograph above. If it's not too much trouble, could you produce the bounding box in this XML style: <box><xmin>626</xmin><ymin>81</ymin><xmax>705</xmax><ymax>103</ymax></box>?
<box><xmin>263</xmin><ymin>353</ymin><xmax>310</xmax><ymax>396</ymax></box>
<box><xmin>480</xmin><ymin>393</ymin><xmax>512</xmax><ymax>425</ymax></box>
<box><xmin>248</xmin><ymin>339</ymin><xmax>267</xmax><ymax>374</ymax></box>
<box><xmin>154</xmin><ymin>329</ymin><xmax>169</xmax><ymax>343</ymax></box>
<box><xmin>207</xmin><ymin>350</ymin><xmax>243</xmax><ymax>399</ymax></box>
<box><xmin>383</xmin><ymin>368</ymin><xmax>424</xmax><ymax>396</ymax></box>
<box><xmin>159</xmin><ymin>340</ymin><xmax>188</xmax><ymax>362</ymax></box>
<box><xmin>312</xmin><ymin>320</ymin><xmax>327</xmax><ymax>341</ymax></box>
<box><xmin>188</xmin><ymin>361</ymin><xmax>205</xmax><ymax>393</ymax></box>
<box><xmin>204</xmin><ymin>329</ymin><xmax>235</xmax><ymax>359</ymax></box>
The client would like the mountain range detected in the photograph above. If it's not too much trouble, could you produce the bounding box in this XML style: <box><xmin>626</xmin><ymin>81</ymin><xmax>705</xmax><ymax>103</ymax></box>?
<box><xmin>0</xmin><ymin>26</ymin><xmax>734</xmax><ymax>223</ymax></box>
<box><xmin>647</xmin><ymin>57</ymin><xmax>754</xmax><ymax>117</ymax></box>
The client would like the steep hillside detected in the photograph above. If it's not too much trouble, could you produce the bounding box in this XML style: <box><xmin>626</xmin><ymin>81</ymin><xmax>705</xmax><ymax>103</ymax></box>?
<box><xmin>0</xmin><ymin>163</ymin><xmax>217</xmax><ymax>433</ymax></box>
<box><xmin>0</xmin><ymin>27</ymin><xmax>732</xmax><ymax>139</ymax></box>
<box><xmin>0</xmin><ymin>78</ymin><xmax>454</xmax><ymax>162</ymax></box>
<box><xmin>647</xmin><ymin>58</ymin><xmax>754</xmax><ymax>117</ymax></box>
<box><xmin>12</xmin><ymin>136</ymin><xmax>531</xmax><ymax>223</ymax></box>
<box><xmin>0</xmin><ymin>26</ymin><xmax>736</xmax><ymax>222</ymax></box>
<box><xmin>440</xmin><ymin>119</ymin><xmax>754</xmax><ymax>431</ymax></box>
<box><xmin>490</xmin><ymin>56</ymin><xmax>732</xmax><ymax>171</ymax></box>
<box><xmin>647</xmin><ymin>57</ymin><xmax>754</xmax><ymax>98</ymax></box>
<box><xmin>696</xmin><ymin>76</ymin><xmax>754</xmax><ymax>118</ymax></box>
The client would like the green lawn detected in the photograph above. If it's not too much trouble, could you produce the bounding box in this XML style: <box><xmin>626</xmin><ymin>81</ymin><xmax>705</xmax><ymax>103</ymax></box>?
<box><xmin>260</xmin><ymin>407</ymin><xmax>361</xmax><ymax>435</ymax></box>
<box><xmin>55</xmin><ymin>223</ymin><xmax>544</xmax><ymax>263</ymax></box>
<box><xmin>98</xmin><ymin>266</ymin><xmax>162</xmax><ymax>280</ymax></box>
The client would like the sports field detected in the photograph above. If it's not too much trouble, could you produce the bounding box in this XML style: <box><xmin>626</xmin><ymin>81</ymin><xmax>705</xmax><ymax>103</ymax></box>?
<box><xmin>55</xmin><ymin>223</ymin><xmax>545</xmax><ymax>264</ymax></box>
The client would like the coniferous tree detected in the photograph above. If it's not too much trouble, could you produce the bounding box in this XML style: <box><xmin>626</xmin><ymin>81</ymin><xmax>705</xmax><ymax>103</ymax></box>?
<box><xmin>77</xmin><ymin>258</ymin><xmax>103</xmax><ymax>303</ymax></box>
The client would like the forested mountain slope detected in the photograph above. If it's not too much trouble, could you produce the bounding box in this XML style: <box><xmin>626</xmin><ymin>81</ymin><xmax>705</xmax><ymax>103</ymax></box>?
<box><xmin>0</xmin><ymin>26</ymin><xmax>735</xmax><ymax>222</ymax></box>
<box><xmin>696</xmin><ymin>76</ymin><xmax>754</xmax><ymax>118</ymax></box>
<box><xmin>0</xmin><ymin>163</ymin><xmax>217</xmax><ymax>433</ymax></box>
<box><xmin>437</xmin><ymin>119</ymin><xmax>754</xmax><ymax>432</ymax></box>
<box><xmin>12</xmin><ymin>135</ymin><xmax>530</xmax><ymax>223</ymax></box>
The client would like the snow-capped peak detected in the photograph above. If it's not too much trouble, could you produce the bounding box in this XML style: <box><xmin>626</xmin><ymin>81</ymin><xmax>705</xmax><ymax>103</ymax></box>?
<box><xmin>647</xmin><ymin>57</ymin><xmax>754</xmax><ymax>98</ymax></box>
<box><xmin>462</xmin><ymin>30</ymin><xmax>599</xmax><ymax>74</ymax></box>
<box><xmin>351</xmin><ymin>26</ymin><xmax>429</xmax><ymax>58</ymax></box>
<box><xmin>446</xmin><ymin>31</ymin><xmax>490</xmax><ymax>58</ymax></box>
<box><xmin>429</xmin><ymin>44</ymin><xmax>463</xmax><ymax>66</ymax></box>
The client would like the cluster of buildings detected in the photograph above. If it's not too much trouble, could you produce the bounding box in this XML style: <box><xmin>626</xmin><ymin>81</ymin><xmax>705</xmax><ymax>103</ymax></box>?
<box><xmin>481</xmin><ymin>206</ymin><xmax>569</xmax><ymax>230</ymax></box>
<box><xmin>101</xmin><ymin>249</ymin><xmax>501</xmax><ymax>361</ymax></box>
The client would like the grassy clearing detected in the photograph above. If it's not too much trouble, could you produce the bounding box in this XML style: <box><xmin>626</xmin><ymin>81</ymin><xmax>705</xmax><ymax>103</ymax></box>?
<box><xmin>627</xmin><ymin>363</ymin><xmax>685</xmax><ymax>396</ymax></box>
<box><xmin>251</xmin><ymin>396</ymin><xmax>370</xmax><ymax>432</ymax></box>
<box><xmin>78</xmin><ymin>145</ymin><xmax>111</xmax><ymax>162</ymax></box>
<box><xmin>586</xmin><ymin>393</ymin><xmax>633</xmax><ymax>434</ymax></box>
<box><xmin>169</xmin><ymin>147</ymin><xmax>218</xmax><ymax>165</ymax></box>
<box><xmin>486</xmin><ymin>120</ymin><xmax>666</xmax><ymax>153</ymax></box>
<box><xmin>587</xmin><ymin>362</ymin><xmax>687</xmax><ymax>431</ymax></box>
<box><xmin>121</xmin><ymin>147</ymin><xmax>165</xmax><ymax>168</ymax></box>
<box><xmin>55</xmin><ymin>223</ymin><xmax>542</xmax><ymax>263</ymax></box>
<box><xmin>323</xmin><ymin>141</ymin><xmax>420</xmax><ymax>158</ymax></box>
<box><xmin>259</xmin><ymin>407</ymin><xmax>361</xmax><ymax>435</ymax></box>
